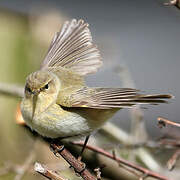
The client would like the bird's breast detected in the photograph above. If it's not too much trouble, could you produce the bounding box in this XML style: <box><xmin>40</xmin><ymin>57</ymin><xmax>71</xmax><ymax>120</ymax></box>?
<box><xmin>21</xmin><ymin>98</ymin><xmax>92</xmax><ymax>138</ymax></box>
<box><xmin>21</xmin><ymin>98</ymin><xmax>119</xmax><ymax>139</ymax></box>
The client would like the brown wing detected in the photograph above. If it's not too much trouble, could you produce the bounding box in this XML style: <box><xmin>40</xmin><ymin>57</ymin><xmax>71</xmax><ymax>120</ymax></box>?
<box><xmin>41</xmin><ymin>19</ymin><xmax>102</xmax><ymax>76</ymax></box>
<box><xmin>64</xmin><ymin>87</ymin><xmax>172</xmax><ymax>109</ymax></box>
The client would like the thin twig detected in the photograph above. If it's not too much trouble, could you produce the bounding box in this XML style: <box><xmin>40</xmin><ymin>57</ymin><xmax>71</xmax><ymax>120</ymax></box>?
<box><xmin>101</xmin><ymin>122</ymin><xmax>162</xmax><ymax>171</ymax></box>
<box><xmin>164</xmin><ymin>0</ymin><xmax>180</xmax><ymax>8</ymax></box>
<box><xmin>157</xmin><ymin>117</ymin><xmax>180</xmax><ymax>128</ymax></box>
<box><xmin>164</xmin><ymin>0</ymin><xmax>178</xmax><ymax>5</ymax></box>
<box><xmin>72</xmin><ymin>142</ymin><xmax>171</xmax><ymax>180</ymax></box>
<box><xmin>167</xmin><ymin>149</ymin><xmax>180</xmax><ymax>171</ymax></box>
<box><xmin>50</xmin><ymin>143</ymin><xmax>96</xmax><ymax>180</ymax></box>
<box><xmin>34</xmin><ymin>162</ymin><xmax>68</xmax><ymax>180</ymax></box>
<box><xmin>108</xmin><ymin>139</ymin><xmax>179</xmax><ymax>150</ymax></box>
<box><xmin>112</xmin><ymin>149</ymin><xmax>140</xmax><ymax>178</ymax></box>
<box><xmin>158</xmin><ymin>138</ymin><xmax>180</xmax><ymax>148</ymax></box>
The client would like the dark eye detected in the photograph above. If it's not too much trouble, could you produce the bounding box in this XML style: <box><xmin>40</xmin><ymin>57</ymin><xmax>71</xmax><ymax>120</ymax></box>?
<box><xmin>26</xmin><ymin>86</ymin><xmax>32</xmax><ymax>93</ymax></box>
<box><xmin>44</xmin><ymin>84</ymin><xmax>49</xmax><ymax>89</ymax></box>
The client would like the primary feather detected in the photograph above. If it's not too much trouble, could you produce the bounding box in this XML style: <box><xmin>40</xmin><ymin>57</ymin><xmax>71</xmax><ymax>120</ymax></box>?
<box><xmin>57</xmin><ymin>87</ymin><xmax>173</xmax><ymax>109</ymax></box>
<box><xmin>41</xmin><ymin>19</ymin><xmax>102</xmax><ymax>76</ymax></box>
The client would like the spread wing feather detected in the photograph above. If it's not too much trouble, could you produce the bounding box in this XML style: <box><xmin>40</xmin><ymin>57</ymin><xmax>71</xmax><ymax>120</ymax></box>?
<box><xmin>41</xmin><ymin>19</ymin><xmax>102</xmax><ymax>76</ymax></box>
<box><xmin>68</xmin><ymin>87</ymin><xmax>172</xmax><ymax>109</ymax></box>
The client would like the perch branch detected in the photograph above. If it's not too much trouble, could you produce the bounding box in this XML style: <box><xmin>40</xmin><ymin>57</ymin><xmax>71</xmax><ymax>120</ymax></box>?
<box><xmin>72</xmin><ymin>142</ymin><xmax>170</xmax><ymax>180</ymax></box>
<box><xmin>50</xmin><ymin>143</ymin><xmax>96</xmax><ymax>180</ymax></box>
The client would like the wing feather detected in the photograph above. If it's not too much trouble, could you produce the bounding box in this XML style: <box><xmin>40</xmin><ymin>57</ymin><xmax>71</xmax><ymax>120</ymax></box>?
<box><xmin>41</xmin><ymin>19</ymin><xmax>102</xmax><ymax>76</ymax></box>
<box><xmin>67</xmin><ymin>87</ymin><xmax>172</xmax><ymax>109</ymax></box>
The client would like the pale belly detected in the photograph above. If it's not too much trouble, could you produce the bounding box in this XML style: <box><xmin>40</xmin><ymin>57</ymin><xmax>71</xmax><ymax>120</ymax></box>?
<box><xmin>21</xmin><ymin>100</ymin><xmax>119</xmax><ymax>139</ymax></box>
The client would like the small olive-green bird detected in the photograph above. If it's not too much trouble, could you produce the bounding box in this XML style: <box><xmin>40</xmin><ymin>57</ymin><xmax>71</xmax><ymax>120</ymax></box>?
<box><xmin>21</xmin><ymin>19</ymin><xmax>172</xmax><ymax>140</ymax></box>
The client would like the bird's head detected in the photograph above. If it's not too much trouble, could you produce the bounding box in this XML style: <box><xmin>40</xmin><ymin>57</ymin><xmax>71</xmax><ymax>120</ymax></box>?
<box><xmin>24</xmin><ymin>70</ymin><xmax>61</xmax><ymax>118</ymax></box>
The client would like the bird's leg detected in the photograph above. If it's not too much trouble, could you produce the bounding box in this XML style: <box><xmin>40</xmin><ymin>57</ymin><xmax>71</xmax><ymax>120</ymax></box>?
<box><xmin>78</xmin><ymin>135</ymin><xmax>90</xmax><ymax>161</ymax></box>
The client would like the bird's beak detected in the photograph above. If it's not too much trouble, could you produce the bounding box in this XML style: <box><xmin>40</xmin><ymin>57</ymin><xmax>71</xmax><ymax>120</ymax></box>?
<box><xmin>32</xmin><ymin>91</ymin><xmax>39</xmax><ymax>120</ymax></box>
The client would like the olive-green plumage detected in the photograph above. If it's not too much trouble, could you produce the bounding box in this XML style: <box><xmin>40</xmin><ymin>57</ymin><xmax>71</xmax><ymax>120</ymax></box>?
<box><xmin>21</xmin><ymin>19</ymin><xmax>172</xmax><ymax>139</ymax></box>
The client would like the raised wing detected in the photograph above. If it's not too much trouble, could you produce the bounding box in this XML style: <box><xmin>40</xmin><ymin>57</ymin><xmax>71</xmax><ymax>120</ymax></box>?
<box><xmin>58</xmin><ymin>87</ymin><xmax>172</xmax><ymax>109</ymax></box>
<box><xmin>41</xmin><ymin>19</ymin><xmax>102</xmax><ymax>76</ymax></box>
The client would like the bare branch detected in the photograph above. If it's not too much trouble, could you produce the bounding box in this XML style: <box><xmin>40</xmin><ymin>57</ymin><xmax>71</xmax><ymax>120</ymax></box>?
<box><xmin>167</xmin><ymin>149</ymin><xmax>180</xmax><ymax>171</ymax></box>
<box><xmin>34</xmin><ymin>162</ymin><xmax>68</xmax><ymax>180</ymax></box>
<box><xmin>72</xmin><ymin>142</ymin><xmax>171</xmax><ymax>180</ymax></box>
<box><xmin>157</xmin><ymin>117</ymin><xmax>180</xmax><ymax>128</ymax></box>
<box><xmin>112</xmin><ymin>149</ymin><xmax>141</xmax><ymax>178</ymax></box>
<box><xmin>50</xmin><ymin>143</ymin><xmax>96</xmax><ymax>180</ymax></box>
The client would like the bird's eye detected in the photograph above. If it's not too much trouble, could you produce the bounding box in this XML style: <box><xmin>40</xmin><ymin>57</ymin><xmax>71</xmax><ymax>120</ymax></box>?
<box><xmin>40</xmin><ymin>83</ymin><xmax>49</xmax><ymax>92</ymax></box>
<box><xmin>26</xmin><ymin>86</ymin><xmax>32</xmax><ymax>93</ymax></box>
<box><xmin>44</xmin><ymin>84</ymin><xmax>49</xmax><ymax>89</ymax></box>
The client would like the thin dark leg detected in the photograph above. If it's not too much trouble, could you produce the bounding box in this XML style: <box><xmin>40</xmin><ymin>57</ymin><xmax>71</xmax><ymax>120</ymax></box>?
<box><xmin>78</xmin><ymin>135</ymin><xmax>90</xmax><ymax>161</ymax></box>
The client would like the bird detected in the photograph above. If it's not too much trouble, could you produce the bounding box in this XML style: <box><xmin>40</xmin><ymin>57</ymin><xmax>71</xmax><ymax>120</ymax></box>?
<box><xmin>20</xmin><ymin>19</ymin><xmax>172</xmax><ymax>143</ymax></box>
